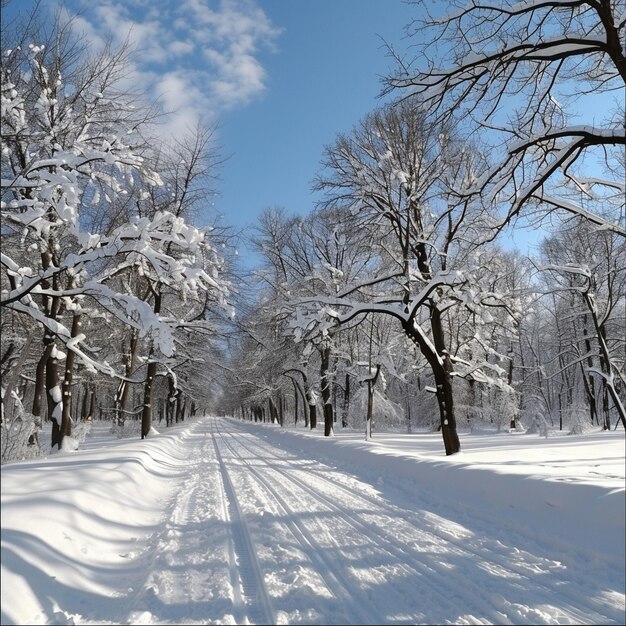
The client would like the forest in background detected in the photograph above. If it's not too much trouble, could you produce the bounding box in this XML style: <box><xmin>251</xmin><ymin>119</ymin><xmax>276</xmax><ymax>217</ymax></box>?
<box><xmin>2</xmin><ymin>0</ymin><xmax>624</xmax><ymax>461</ymax></box>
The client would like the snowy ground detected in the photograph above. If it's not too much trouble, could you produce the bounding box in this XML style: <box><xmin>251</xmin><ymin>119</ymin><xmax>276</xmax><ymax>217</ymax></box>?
<box><xmin>1</xmin><ymin>417</ymin><xmax>624</xmax><ymax>625</ymax></box>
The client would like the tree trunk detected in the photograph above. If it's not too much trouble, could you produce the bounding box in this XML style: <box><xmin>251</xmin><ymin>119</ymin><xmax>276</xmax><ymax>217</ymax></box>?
<box><xmin>32</xmin><ymin>344</ymin><xmax>52</xmax><ymax>419</ymax></box>
<box><xmin>308</xmin><ymin>393</ymin><xmax>317</xmax><ymax>430</ymax></box>
<box><xmin>59</xmin><ymin>313</ymin><xmax>81</xmax><ymax>445</ymax></box>
<box><xmin>583</xmin><ymin>297</ymin><xmax>626</xmax><ymax>429</ymax></box>
<box><xmin>292</xmin><ymin>379</ymin><xmax>299</xmax><ymax>426</ymax></box>
<box><xmin>342</xmin><ymin>373</ymin><xmax>350</xmax><ymax>428</ymax></box>
<box><xmin>365</xmin><ymin>364</ymin><xmax>381</xmax><ymax>441</ymax></box>
<box><xmin>507</xmin><ymin>343</ymin><xmax>517</xmax><ymax>429</ymax></box>
<box><xmin>430</xmin><ymin>308</ymin><xmax>460</xmax><ymax>455</ymax></box>
<box><xmin>582</xmin><ymin>316</ymin><xmax>599</xmax><ymax>424</ymax></box>
<box><xmin>46</xmin><ymin>347</ymin><xmax>62</xmax><ymax>449</ymax></box>
<box><xmin>141</xmin><ymin>359</ymin><xmax>158</xmax><ymax>439</ymax></box>
<box><xmin>433</xmin><ymin>361</ymin><xmax>460</xmax><ymax>455</ymax></box>
<box><xmin>175</xmin><ymin>388</ymin><xmax>183</xmax><ymax>422</ymax></box>
<box><xmin>81</xmin><ymin>387</ymin><xmax>90</xmax><ymax>420</ymax></box>
<box><xmin>366</xmin><ymin>380</ymin><xmax>373</xmax><ymax>441</ymax></box>
<box><xmin>40</xmin><ymin>249</ymin><xmax>64</xmax><ymax>448</ymax></box>
<box><xmin>2</xmin><ymin>335</ymin><xmax>33</xmax><ymax>425</ymax></box>
<box><xmin>406</xmin><ymin>388</ymin><xmax>412</xmax><ymax>433</ymax></box>
<box><xmin>320</xmin><ymin>346</ymin><xmax>334</xmax><ymax>436</ymax></box>
<box><xmin>602</xmin><ymin>383</ymin><xmax>611</xmax><ymax>431</ymax></box>
<box><xmin>141</xmin><ymin>291</ymin><xmax>161</xmax><ymax>439</ymax></box>
<box><xmin>114</xmin><ymin>330</ymin><xmax>139</xmax><ymax>427</ymax></box>
<box><xmin>89</xmin><ymin>389</ymin><xmax>96</xmax><ymax>421</ymax></box>
<box><xmin>402</xmin><ymin>314</ymin><xmax>460</xmax><ymax>455</ymax></box>
<box><xmin>332</xmin><ymin>364</ymin><xmax>338</xmax><ymax>424</ymax></box>
<box><xmin>166</xmin><ymin>377</ymin><xmax>175</xmax><ymax>426</ymax></box>
<box><xmin>285</xmin><ymin>370</ymin><xmax>312</xmax><ymax>428</ymax></box>
<box><xmin>268</xmin><ymin>397</ymin><xmax>278</xmax><ymax>424</ymax></box>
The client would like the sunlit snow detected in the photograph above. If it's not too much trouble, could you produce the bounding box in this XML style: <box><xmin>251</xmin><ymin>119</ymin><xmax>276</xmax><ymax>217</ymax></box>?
<box><xmin>1</xmin><ymin>416</ymin><xmax>624</xmax><ymax>625</ymax></box>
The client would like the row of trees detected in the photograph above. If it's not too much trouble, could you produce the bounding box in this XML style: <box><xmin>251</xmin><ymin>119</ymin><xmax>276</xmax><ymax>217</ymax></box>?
<box><xmin>219</xmin><ymin>0</ymin><xmax>625</xmax><ymax>454</ymax></box>
<box><xmin>221</xmin><ymin>203</ymin><xmax>624</xmax><ymax>442</ymax></box>
<box><xmin>2</xmin><ymin>0</ymin><xmax>624</xmax><ymax>459</ymax></box>
<box><xmin>1</xmin><ymin>12</ymin><xmax>231</xmax><ymax>459</ymax></box>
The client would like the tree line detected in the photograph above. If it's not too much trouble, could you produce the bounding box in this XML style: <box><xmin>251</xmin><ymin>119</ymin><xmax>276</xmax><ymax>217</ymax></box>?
<box><xmin>2</xmin><ymin>1</ymin><xmax>624</xmax><ymax>460</ymax></box>
<box><xmin>218</xmin><ymin>0</ymin><xmax>625</xmax><ymax>454</ymax></box>
<box><xmin>1</xmin><ymin>9</ymin><xmax>232</xmax><ymax>460</ymax></box>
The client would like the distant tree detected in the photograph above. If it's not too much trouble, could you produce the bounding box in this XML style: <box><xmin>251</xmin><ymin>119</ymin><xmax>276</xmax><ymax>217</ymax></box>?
<box><xmin>540</xmin><ymin>225</ymin><xmax>625</xmax><ymax>429</ymax></box>
<box><xmin>125</xmin><ymin>125</ymin><xmax>228</xmax><ymax>439</ymax></box>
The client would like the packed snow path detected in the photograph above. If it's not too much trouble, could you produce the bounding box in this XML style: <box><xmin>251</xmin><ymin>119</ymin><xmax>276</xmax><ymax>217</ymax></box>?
<box><xmin>1</xmin><ymin>416</ymin><xmax>624</xmax><ymax>625</ymax></box>
<box><xmin>138</xmin><ymin>417</ymin><xmax>622</xmax><ymax>625</ymax></box>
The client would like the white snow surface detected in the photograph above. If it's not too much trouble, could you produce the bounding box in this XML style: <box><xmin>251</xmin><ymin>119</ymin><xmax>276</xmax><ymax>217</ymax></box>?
<box><xmin>1</xmin><ymin>417</ymin><xmax>624</xmax><ymax>625</ymax></box>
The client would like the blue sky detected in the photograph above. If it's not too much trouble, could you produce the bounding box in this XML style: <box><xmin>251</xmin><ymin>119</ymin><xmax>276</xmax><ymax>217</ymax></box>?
<box><xmin>217</xmin><ymin>1</ymin><xmax>418</xmax><ymax>231</ymax></box>
<box><xmin>4</xmin><ymin>0</ymin><xmax>418</xmax><ymax>245</ymax></box>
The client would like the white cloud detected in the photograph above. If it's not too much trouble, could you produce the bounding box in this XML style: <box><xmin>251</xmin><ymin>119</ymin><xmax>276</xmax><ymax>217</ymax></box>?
<box><xmin>58</xmin><ymin>8</ymin><xmax>107</xmax><ymax>51</ymax></box>
<box><xmin>155</xmin><ymin>71</ymin><xmax>197</xmax><ymax>112</ymax></box>
<box><xmin>168</xmin><ymin>40</ymin><xmax>195</xmax><ymax>57</ymax></box>
<box><xmin>62</xmin><ymin>0</ymin><xmax>281</xmax><ymax>136</ymax></box>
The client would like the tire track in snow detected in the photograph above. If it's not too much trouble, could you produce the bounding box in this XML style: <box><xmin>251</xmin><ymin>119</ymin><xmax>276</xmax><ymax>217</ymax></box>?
<box><xmin>229</xmin><ymin>431</ymin><xmax>493</xmax><ymax>621</ymax></box>
<box><xmin>235</xmin><ymin>425</ymin><xmax>618</xmax><ymax>624</ymax></box>
<box><xmin>117</xmin><ymin>421</ymin><xmax>212</xmax><ymax>624</ymax></box>
<box><xmin>213</xmin><ymin>441</ymin><xmax>247</xmax><ymax>625</ymax></box>
<box><xmin>212</xmin><ymin>425</ymin><xmax>276</xmax><ymax>625</ymax></box>
<box><xmin>299</xmin><ymin>458</ymin><xmax>620</xmax><ymax>623</ymax></box>
<box><xmin>244</xmin><ymin>449</ymin><xmax>572</xmax><ymax>625</ymax></box>
<box><xmin>223</xmin><ymin>418</ymin><xmax>623</xmax><ymax>625</ymax></box>
<box><xmin>214</xmin><ymin>421</ymin><xmax>397</xmax><ymax>625</ymax></box>
<box><xmin>125</xmin><ymin>421</ymin><xmax>239</xmax><ymax>625</ymax></box>
<box><xmin>218</xmin><ymin>421</ymin><xmax>496</xmax><ymax>625</ymax></box>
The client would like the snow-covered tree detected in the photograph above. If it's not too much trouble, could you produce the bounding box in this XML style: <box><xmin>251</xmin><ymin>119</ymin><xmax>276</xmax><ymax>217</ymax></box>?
<box><xmin>386</xmin><ymin>0</ymin><xmax>625</xmax><ymax>237</ymax></box>
<box><xmin>1</xmin><ymin>21</ymin><xmax>227</xmax><ymax>448</ymax></box>
<box><xmin>539</xmin><ymin>224</ymin><xmax>625</xmax><ymax>429</ymax></box>
<box><xmin>308</xmin><ymin>102</ymin><xmax>518</xmax><ymax>455</ymax></box>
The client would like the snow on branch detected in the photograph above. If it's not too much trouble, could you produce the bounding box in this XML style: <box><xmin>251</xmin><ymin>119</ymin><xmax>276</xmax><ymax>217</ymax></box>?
<box><xmin>386</xmin><ymin>0</ymin><xmax>625</xmax><ymax>236</ymax></box>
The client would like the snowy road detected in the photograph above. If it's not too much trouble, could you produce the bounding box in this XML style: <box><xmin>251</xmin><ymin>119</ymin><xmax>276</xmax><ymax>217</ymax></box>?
<box><xmin>133</xmin><ymin>417</ymin><xmax>624</xmax><ymax>625</ymax></box>
<box><xmin>2</xmin><ymin>416</ymin><xmax>624</xmax><ymax>625</ymax></box>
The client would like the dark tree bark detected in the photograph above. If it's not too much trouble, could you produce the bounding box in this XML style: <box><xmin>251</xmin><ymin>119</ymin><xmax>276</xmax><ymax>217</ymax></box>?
<box><xmin>175</xmin><ymin>388</ymin><xmax>183</xmax><ymax>422</ymax></box>
<box><xmin>81</xmin><ymin>386</ymin><xmax>90</xmax><ymax>420</ymax></box>
<box><xmin>403</xmin><ymin>312</ymin><xmax>460</xmax><ymax>456</ymax></box>
<box><xmin>292</xmin><ymin>379</ymin><xmax>299</xmax><ymax>426</ymax></box>
<box><xmin>582</xmin><ymin>294</ymin><xmax>626</xmax><ymax>429</ymax></box>
<box><xmin>342</xmin><ymin>373</ymin><xmax>350</xmax><ymax>428</ymax></box>
<box><xmin>40</xmin><ymin>248</ymin><xmax>64</xmax><ymax>448</ymax></box>
<box><xmin>507</xmin><ymin>343</ymin><xmax>517</xmax><ymax>430</ymax></box>
<box><xmin>114</xmin><ymin>329</ymin><xmax>139</xmax><ymax>427</ymax></box>
<box><xmin>268</xmin><ymin>397</ymin><xmax>278</xmax><ymax>424</ymax></box>
<box><xmin>278</xmin><ymin>393</ymin><xmax>285</xmax><ymax>428</ymax></box>
<box><xmin>284</xmin><ymin>369</ymin><xmax>311</xmax><ymax>428</ymax></box>
<box><xmin>365</xmin><ymin>364</ymin><xmax>381</xmax><ymax>441</ymax></box>
<box><xmin>308</xmin><ymin>395</ymin><xmax>317</xmax><ymax>430</ymax></box>
<box><xmin>320</xmin><ymin>346</ymin><xmax>334</xmax><ymax>436</ymax></box>
<box><xmin>46</xmin><ymin>349</ymin><xmax>62</xmax><ymax>449</ymax></box>
<box><xmin>59</xmin><ymin>312</ymin><xmax>82</xmax><ymax>445</ymax></box>
<box><xmin>141</xmin><ymin>291</ymin><xmax>162</xmax><ymax>439</ymax></box>
<box><xmin>89</xmin><ymin>389</ymin><xmax>96</xmax><ymax>421</ymax></box>
<box><xmin>32</xmin><ymin>343</ymin><xmax>51</xmax><ymax>419</ymax></box>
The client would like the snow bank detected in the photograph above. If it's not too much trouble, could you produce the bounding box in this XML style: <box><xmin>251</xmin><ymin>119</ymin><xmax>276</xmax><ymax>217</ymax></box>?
<box><xmin>1</xmin><ymin>422</ymin><xmax>198</xmax><ymax>625</ymax></box>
